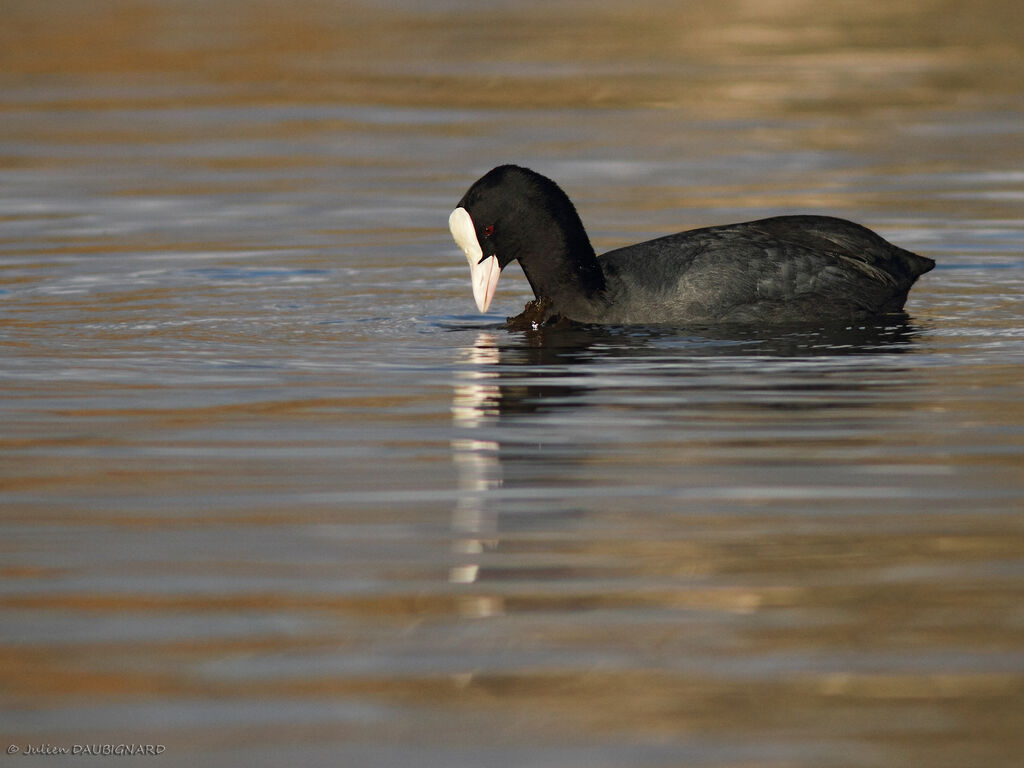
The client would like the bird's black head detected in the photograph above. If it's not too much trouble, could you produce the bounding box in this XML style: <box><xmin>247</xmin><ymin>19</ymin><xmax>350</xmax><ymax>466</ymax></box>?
<box><xmin>449</xmin><ymin>165</ymin><xmax>602</xmax><ymax>314</ymax></box>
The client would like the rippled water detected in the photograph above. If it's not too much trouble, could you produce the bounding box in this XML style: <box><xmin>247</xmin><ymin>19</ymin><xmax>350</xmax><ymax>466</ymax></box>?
<box><xmin>2</xmin><ymin>1</ymin><xmax>1023</xmax><ymax>766</ymax></box>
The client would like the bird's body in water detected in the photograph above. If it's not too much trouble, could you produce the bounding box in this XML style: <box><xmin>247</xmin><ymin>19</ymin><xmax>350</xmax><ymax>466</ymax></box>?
<box><xmin>449</xmin><ymin>165</ymin><xmax>934</xmax><ymax>328</ymax></box>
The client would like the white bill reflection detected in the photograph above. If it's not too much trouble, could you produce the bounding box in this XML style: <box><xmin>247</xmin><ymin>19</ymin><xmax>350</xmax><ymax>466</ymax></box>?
<box><xmin>449</xmin><ymin>332</ymin><xmax>504</xmax><ymax>618</ymax></box>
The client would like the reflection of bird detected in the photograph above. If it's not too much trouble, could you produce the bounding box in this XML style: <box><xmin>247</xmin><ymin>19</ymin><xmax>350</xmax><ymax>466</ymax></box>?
<box><xmin>449</xmin><ymin>334</ymin><xmax>504</xmax><ymax>618</ymax></box>
<box><xmin>449</xmin><ymin>165</ymin><xmax>934</xmax><ymax>326</ymax></box>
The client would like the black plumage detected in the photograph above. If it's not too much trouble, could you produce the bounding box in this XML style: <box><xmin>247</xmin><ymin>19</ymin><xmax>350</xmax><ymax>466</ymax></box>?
<box><xmin>450</xmin><ymin>165</ymin><xmax>934</xmax><ymax>326</ymax></box>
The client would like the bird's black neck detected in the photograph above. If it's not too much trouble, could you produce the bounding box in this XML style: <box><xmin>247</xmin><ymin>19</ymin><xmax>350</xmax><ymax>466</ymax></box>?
<box><xmin>513</xmin><ymin>184</ymin><xmax>606</xmax><ymax>312</ymax></box>
<box><xmin>518</xmin><ymin>231</ymin><xmax>605</xmax><ymax>306</ymax></box>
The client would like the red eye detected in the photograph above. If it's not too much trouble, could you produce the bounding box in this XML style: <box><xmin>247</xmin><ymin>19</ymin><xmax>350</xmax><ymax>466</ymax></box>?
<box><xmin>483</xmin><ymin>225</ymin><xmax>494</xmax><ymax>237</ymax></box>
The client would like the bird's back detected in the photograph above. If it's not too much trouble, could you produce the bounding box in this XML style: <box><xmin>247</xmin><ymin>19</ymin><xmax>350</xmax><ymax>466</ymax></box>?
<box><xmin>595</xmin><ymin>215</ymin><xmax>934</xmax><ymax>324</ymax></box>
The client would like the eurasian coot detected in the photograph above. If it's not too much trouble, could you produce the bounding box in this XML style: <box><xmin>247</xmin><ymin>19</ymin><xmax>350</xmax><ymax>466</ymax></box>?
<box><xmin>449</xmin><ymin>164</ymin><xmax>934</xmax><ymax>326</ymax></box>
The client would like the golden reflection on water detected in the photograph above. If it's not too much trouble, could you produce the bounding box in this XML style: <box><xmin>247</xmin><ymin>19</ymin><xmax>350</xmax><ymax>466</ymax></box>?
<box><xmin>2</xmin><ymin>0</ymin><xmax>1023</xmax><ymax>114</ymax></box>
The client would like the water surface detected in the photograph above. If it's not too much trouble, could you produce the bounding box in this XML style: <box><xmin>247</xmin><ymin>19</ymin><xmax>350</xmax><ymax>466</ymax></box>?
<box><xmin>2</xmin><ymin>1</ymin><xmax>1023</xmax><ymax>766</ymax></box>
